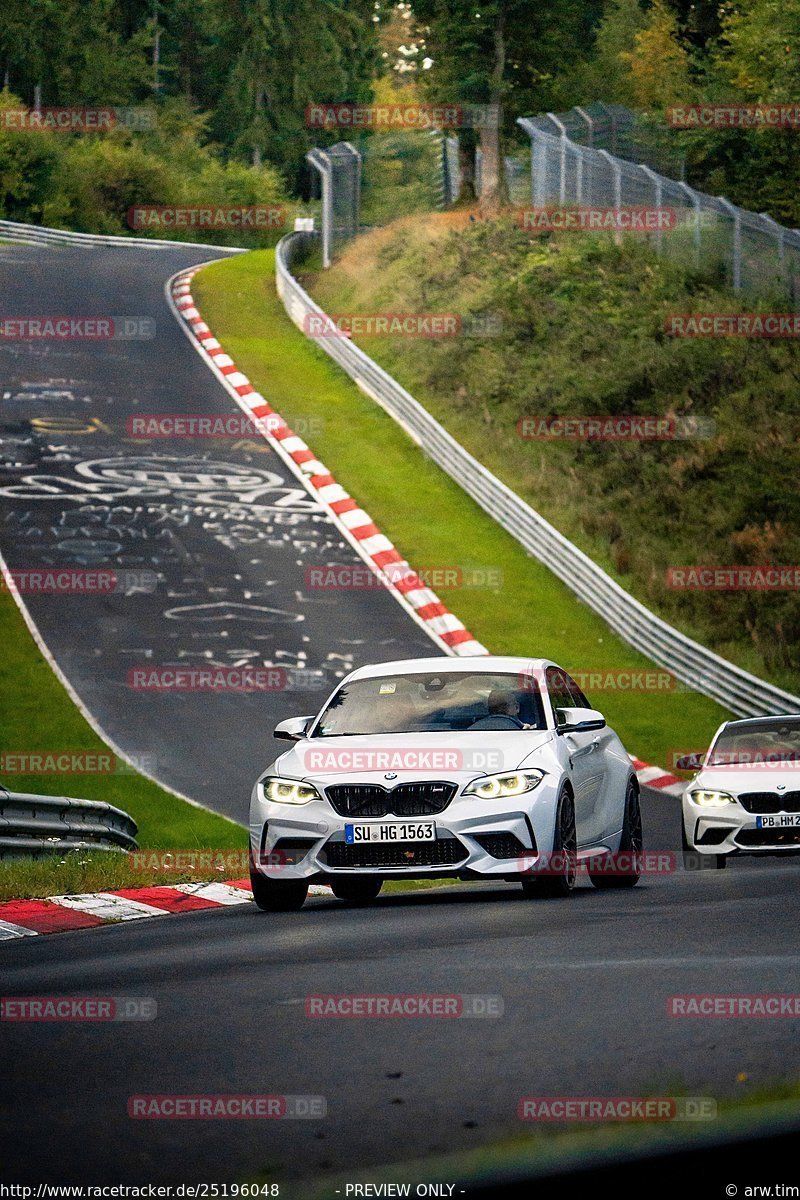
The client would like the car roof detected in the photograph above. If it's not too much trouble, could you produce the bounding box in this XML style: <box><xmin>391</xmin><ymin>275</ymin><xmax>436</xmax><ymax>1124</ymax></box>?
<box><xmin>345</xmin><ymin>655</ymin><xmax>556</xmax><ymax>682</ymax></box>
<box><xmin>722</xmin><ymin>713</ymin><xmax>800</xmax><ymax>728</ymax></box>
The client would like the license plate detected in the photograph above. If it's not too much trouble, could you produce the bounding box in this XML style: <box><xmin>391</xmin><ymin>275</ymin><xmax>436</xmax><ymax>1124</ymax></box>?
<box><xmin>344</xmin><ymin>822</ymin><xmax>436</xmax><ymax>844</ymax></box>
<box><xmin>756</xmin><ymin>814</ymin><xmax>800</xmax><ymax>828</ymax></box>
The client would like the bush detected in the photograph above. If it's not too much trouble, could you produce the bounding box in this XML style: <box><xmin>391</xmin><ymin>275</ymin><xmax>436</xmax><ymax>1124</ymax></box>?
<box><xmin>0</xmin><ymin>90</ymin><xmax>292</xmax><ymax>245</ymax></box>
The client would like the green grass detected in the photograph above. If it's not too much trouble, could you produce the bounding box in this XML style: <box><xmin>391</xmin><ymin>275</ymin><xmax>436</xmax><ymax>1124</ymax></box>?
<box><xmin>307</xmin><ymin>215</ymin><xmax>800</xmax><ymax>695</ymax></box>
<box><xmin>0</xmin><ymin>850</ymin><xmax>249</xmax><ymax>903</ymax></box>
<box><xmin>0</xmin><ymin>584</ymin><xmax>245</xmax><ymax>898</ymax></box>
<box><xmin>193</xmin><ymin>249</ymin><xmax>729</xmax><ymax>770</ymax></box>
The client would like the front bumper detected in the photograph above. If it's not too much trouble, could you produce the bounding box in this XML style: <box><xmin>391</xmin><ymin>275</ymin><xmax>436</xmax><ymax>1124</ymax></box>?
<box><xmin>683</xmin><ymin>804</ymin><xmax>800</xmax><ymax>855</ymax></box>
<box><xmin>249</xmin><ymin>778</ymin><xmax>562</xmax><ymax>880</ymax></box>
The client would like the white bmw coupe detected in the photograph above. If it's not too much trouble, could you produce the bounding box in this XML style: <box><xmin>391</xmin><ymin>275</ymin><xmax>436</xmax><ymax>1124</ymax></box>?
<box><xmin>680</xmin><ymin>713</ymin><xmax>800</xmax><ymax>869</ymax></box>
<box><xmin>248</xmin><ymin>656</ymin><xmax>642</xmax><ymax>910</ymax></box>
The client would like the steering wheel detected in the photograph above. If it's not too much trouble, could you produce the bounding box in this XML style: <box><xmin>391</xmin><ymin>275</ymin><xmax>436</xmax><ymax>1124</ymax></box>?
<box><xmin>468</xmin><ymin>714</ymin><xmax>525</xmax><ymax>730</ymax></box>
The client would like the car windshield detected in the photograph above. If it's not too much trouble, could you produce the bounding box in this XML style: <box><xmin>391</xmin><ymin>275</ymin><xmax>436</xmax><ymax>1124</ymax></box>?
<box><xmin>708</xmin><ymin>717</ymin><xmax>800</xmax><ymax>766</ymax></box>
<box><xmin>311</xmin><ymin>672</ymin><xmax>546</xmax><ymax>736</ymax></box>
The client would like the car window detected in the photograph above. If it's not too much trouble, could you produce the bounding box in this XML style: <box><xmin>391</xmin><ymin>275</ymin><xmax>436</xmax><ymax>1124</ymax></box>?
<box><xmin>310</xmin><ymin>672</ymin><xmax>546</xmax><ymax>736</ymax></box>
<box><xmin>546</xmin><ymin>667</ymin><xmax>575</xmax><ymax>722</ymax></box>
<box><xmin>708</xmin><ymin>717</ymin><xmax>800</xmax><ymax>766</ymax></box>
<box><xmin>563</xmin><ymin>672</ymin><xmax>590</xmax><ymax>709</ymax></box>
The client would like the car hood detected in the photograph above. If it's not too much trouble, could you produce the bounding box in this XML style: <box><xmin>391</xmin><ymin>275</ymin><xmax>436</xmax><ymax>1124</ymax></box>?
<box><xmin>266</xmin><ymin>729</ymin><xmax>556</xmax><ymax>785</ymax></box>
<box><xmin>690</xmin><ymin>766</ymin><xmax>800</xmax><ymax>795</ymax></box>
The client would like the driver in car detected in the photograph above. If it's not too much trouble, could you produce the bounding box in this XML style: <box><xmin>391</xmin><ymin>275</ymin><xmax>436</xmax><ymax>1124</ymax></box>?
<box><xmin>470</xmin><ymin>689</ymin><xmax>535</xmax><ymax>730</ymax></box>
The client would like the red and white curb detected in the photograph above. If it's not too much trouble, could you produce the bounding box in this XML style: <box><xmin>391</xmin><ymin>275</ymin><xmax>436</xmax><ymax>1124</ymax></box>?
<box><xmin>0</xmin><ymin>764</ymin><xmax>682</xmax><ymax>940</ymax></box>
<box><xmin>167</xmin><ymin>269</ymin><xmax>685</xmax><ymax>798</ymax></box>
<box><xmin>631</xmin><ymin>757</ymin><xmax>685</xmax><ymax>796</ymax></box>
<box><xmin>0</xmin><ymin>879</ymin><xmax>333</xmax><ymax>941</ymax></box>
<box><xmin>167</xmin><ymin>268</ymin><xmax>487</xmax><ymax>658</ymax></box>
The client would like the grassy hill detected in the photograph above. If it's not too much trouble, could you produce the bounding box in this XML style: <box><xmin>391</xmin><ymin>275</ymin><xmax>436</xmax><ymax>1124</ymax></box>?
<box><xmin>308</xmin><ymin>213</ymin><xmax>800</xmax><ymax>697</ymax></box>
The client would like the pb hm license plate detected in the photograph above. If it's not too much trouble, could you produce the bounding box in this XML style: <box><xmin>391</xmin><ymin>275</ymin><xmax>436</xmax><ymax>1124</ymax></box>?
<box><xmin>344</xmin><ymin>822</ymin><xmax>436</xmax><ymax>844</ymax></box>
<box><xmin>756</xmin><ymin>814</ymin><xmax>800</xmax><ymax>828</ymax></box>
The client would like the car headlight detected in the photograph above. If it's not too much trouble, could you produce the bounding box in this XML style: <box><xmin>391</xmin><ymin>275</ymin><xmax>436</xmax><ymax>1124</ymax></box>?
<box><xmin>689</xmin><ymin>790</ymin><xmax>735</xmax><ymax>807</ymax></box>
<box><xmin>261</xmin><ymin>777</ymin><xmax>320</xmax><ymax>805</ymax></box>
<box><xmin>464</xmin><ymin>771</ymin><xmax>544</xmax><ymax>799</ymax></box>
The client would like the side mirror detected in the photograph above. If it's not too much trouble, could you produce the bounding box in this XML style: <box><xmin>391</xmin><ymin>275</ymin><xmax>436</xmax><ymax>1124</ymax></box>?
<box><xmin>274</xmin><ymin>715</ymin><xmax>315</xmax><ymax>741</ymax></box>
<box><xmin>556</xmin><ymin>706</ymin><xmax>606</xmax><ymax>733</ymax></box>
<box><xmin>675</xmin><ymin>751</ymin><xmax>704</xmax><ymax>771</ymax></box>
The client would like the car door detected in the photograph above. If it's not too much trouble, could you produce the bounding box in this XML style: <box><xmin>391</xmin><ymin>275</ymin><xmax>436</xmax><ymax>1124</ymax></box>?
<box><xmin>546</xmin><ymin>667</ymin><xmax>607</xmax><ymax>846</ymax></box>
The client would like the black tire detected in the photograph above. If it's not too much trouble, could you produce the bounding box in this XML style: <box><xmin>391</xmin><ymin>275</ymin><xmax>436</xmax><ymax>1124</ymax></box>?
<box><xmin>330</xmin><ymin>876</ymin><xmax>383</xmax><ymax>903</ymax></box>
<box><xmin>249</xmin><ymin>870</ymin><xmax>309</xmax><ymax>912</ymax></box>
<box><xmin>521</xmin><ymin>788</ymin><xmax>577</xmax><ymax>899</ymax></box>
<box><xmin>681</xmin><ymin>821</ymin><xmax>727</xmax><ymax>871</ymax></box>
<box><xmin>589</xmin><ymin>779</ymin><xmax>643</xmax><ymax>889</ymax></box>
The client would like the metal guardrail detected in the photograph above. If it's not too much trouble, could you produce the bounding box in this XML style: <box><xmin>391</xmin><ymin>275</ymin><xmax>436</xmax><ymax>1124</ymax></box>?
<box><xmin>276</xmin><ymin>231</ymin><xmax>800</xmax><ymax>719</ymax></box>
<box><xmin>0</xmin><ymin>218</ymin><xmax>246</xmax><ymax>253</ymax></box>
<box><xmin>0</xmin><ymin>787</ymin><xmax>138</xmax><ymax>858</ymax></box>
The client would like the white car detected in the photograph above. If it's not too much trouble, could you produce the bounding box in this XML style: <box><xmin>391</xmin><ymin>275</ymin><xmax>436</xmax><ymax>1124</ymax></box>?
<box><xmin>680</xmin><ymin>713</ymin><xmax>800</xmax><ymax>869</ymax></box>
<box><xmin>248</xmin><ymin>656</ymin><xmax>641</xmax><ymax>910</ymax></box>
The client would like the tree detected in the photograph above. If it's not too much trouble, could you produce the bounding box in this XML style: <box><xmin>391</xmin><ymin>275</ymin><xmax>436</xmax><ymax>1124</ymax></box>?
<box><xmin>620</xmin><ymin>0</ymin><xmax>692</xmax><ymax>108</ymax></box>
<box><xmin>715</xmin><ymin>0</ymin><xmax>800</xmax><ymax>101</ymax></box>
<box><xmin>413</xmin><ymin>0</ymin><xmax>603</xmax><ymax>212</ymax></box>
<box><xmin>214</xmin><ymin>0</ymin><xmax>377</xmax><ymax>182</ymax></box>
<box><xmin>577</xmin><ymin>0</ymin><xmax>648</xmax><ymax>104</ymax></box>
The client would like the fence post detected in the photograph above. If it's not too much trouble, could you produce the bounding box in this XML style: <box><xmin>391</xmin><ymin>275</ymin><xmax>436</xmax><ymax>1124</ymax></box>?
<box><xmin>639</xmin><ymin>164</ymin><xmax>664</xmax><ymax>255</ymax></box>
<box><xmin>305</xmin><ymin>148</ymin><xmax>332</xmax><ymax>268</ymax></box>
<box><xmin>574</xmin><ymin>105</ymin><xmax>594</xmax><ymax>147</ymax></box>
<box><xmin>547</xmin><ymin>112</ymin><xmax>568</xmax><ymax>204</ymax></box>
<box><xmin>677</xmin><ymin>182</ymin><xmax>702</xmax><ymax>268</ymax></box>
<box><xmin>594</xmin><ymin>101</ymin><xmax>617</xmax><ymax>153</ymax></box>
<box><xmin>717</xmin><ymin>196</ymin><xmax>742</xmax><ymax>291</ymax></box>
<box><xmin>430</xmin><ymin>129</ymin><xmax>446</xmax><ymax>209</ymax></box>
<box><xmin>443</xmin><ymin>135</ymin><xmax>460</xmax><ymax>206</ymax></box>
<box><xmin>517</xmin><ymin>117</ymin><xmax>553</xmax><ymax>206</ymax></box>
<box><xmin>533</xmin><ymin>133</ymin><xmax>549</xmax><ymax>206</ymax></box>
<box><xmin>574</xmin><ymin>142</ymin><xmax>584</xmax><ymax>205</ymax></box>
<box><xmin>338</xmin><ymin>141</ymin><xmax>362</xmax><ymax>235</ymax></box>
<box><xmin>597</xmin><ymin>149</ymin><xmax>622</xmax><ymax>244</ymax></box>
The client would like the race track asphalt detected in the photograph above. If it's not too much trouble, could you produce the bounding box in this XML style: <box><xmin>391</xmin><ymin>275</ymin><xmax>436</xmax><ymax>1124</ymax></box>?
<box><xmin>2</xmin><ymin>241</ymin><xmax>798</xmax><ymax>1190</ymax></box>
<box><xmin>2</xmin><ymin>788</ymin><xmax>799</xmax><ymax>1185</ymax></box>
<box><xmin>0</xmin><ymin>241</ymin><xmax>436</xmax><ymax>812</ymax></box>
